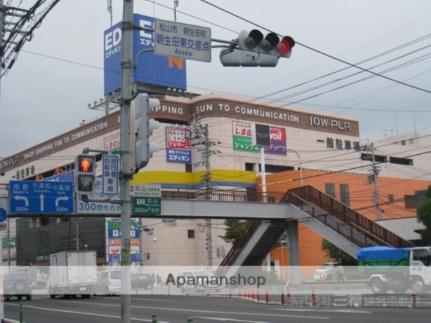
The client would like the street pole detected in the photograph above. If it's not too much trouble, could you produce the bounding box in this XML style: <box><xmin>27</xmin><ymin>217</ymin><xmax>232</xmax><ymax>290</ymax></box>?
<box><xmin>260</xmin><ymin>147</ymin><xmax>267</xmax><ymax>203</ymax></box>
<box><xmin>370</xmin><ymin>143</ymin><xmax>383</xmax><ymax>220</ymax></box>
<box><xmin>75</xmin><ymin>217</ymin><xmax>80</xmax><ymax>251</ymax></box>
<box><xmin>286</xmin><ymin>149</ymin><xmax>303</xmax><ymax>186</ymax></box>
<box><xmin>202</xmin><ymin>124</ymin><xmax>213</xmax><ymax>267</ymax></box>
<box><xmin>120</xmin><ymin>0</ymin><xmax>134</xmax><ymax>322</ymax></box>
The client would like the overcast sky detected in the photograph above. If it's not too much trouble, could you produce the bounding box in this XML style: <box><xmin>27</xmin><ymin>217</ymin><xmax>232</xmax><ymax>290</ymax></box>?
<box><xmin>1</xmin><ymin>0</ymin><xmax>431</xmax><ymax>157</ymax></box>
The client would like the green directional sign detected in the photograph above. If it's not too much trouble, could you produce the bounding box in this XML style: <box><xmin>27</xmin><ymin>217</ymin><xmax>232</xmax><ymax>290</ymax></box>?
<box><xmin>132</xmin><ymin>196</ymin><xmax>161</xmax><ymax>216</ymax></box>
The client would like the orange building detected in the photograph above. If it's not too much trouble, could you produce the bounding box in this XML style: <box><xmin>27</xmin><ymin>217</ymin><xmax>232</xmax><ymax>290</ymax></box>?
<box><xmin>262</xmin><ymin>170</ymin><xmax>431</xmax><ymax>267</ymax></box>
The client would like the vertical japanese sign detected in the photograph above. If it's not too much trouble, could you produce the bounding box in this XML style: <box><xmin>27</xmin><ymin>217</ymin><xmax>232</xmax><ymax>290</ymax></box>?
<box><xmin>232</xmin><ymin>121</ymin><xmax>286</xmax><ymax>155</ymax></box>
<box><xmin>105</xmin><ymin>218</ymin><xmax>141</xmax><ymax>265</ymax></box>
<box><xmin>102</xmin><ymin>155</ymin><xmax>119</xmax><ymax>196</ymax></box>
<box><xmin>166</xmin><ymin>126</ymin><xmax>192</xmax><ymax>163</ymax></box>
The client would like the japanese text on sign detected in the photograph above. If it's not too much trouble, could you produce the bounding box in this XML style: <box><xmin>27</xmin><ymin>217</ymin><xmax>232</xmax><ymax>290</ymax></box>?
<box><xmin>154</xmin><ymin>18</ymin><xmax>211</xmax><ymax>62</ymax></box>
<box><xmin>102</xmin><ymin>155</ymin><xmax>119</xmax><ymax>196</ymax></box>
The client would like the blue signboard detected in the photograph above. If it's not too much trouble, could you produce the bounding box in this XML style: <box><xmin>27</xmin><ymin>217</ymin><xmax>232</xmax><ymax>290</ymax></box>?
<box><xmin>9</xmin><ymin>180</ymin><xmax>74</xmax><ymax>214</ymax></box>
<box><xmin>104</xmin><ymin>14</ymin><xmax>187</xmax><ymax>95</ymax></box>
<box><xmin>102</xmin><ymin>155</ymin><xmax>119</xmax><ymax>196</ymax></box>
<box><xmin>167</xmin><ymin>149</ymin><xmax>192</xmax><ymax>163</ymax></box>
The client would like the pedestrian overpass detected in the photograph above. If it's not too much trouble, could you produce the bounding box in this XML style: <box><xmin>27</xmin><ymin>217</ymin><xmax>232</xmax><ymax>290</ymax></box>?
<box><xmin>160</xmin><ymin>186</ymin><xmax>412</xmax><ymax>271</ymax></box>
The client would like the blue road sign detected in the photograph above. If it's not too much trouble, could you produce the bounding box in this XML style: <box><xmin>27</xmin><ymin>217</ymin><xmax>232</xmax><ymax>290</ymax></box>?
<box><xmin>0</xmin><ymin>208</ymin><xmax>7</xmax><ymax>222</ymax></box>
<box><xmin>9</xmin><ymin>180</ymin><xmax>74</xmax><ymax>214</ymax></box>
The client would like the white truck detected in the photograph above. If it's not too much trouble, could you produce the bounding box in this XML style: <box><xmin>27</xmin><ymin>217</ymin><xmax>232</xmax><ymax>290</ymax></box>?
<box><xmin>49</xmin><ymin>251</ymin><xmax>97</xmax><ymax>298</ymax></box>
<box><xmin>358</xmin><ymin>246</ymin><xmax>431</xmax><ymax>293</ymax></box>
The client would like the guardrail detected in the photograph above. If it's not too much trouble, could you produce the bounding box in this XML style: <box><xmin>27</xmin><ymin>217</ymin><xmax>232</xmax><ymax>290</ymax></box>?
<box><xmin>161</xmin><ymin>188</ymin><xmax>284</xmax><ymax>204</ymax></box>
<box><xmin>285</xmin><ymin>186</ymin><xmax>412</xmax><ymax>248</ymax></box>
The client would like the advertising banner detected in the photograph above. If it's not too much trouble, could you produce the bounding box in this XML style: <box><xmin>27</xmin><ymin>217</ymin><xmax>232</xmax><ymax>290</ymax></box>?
<box><xmin>265</xmin><ymin>126</ymin><xmax>287</xmax><ymax>155</ymax></box>
<box><xmin>166</xmin><ymin>127</ymin><xmax>192</xmax><ymax>163</ymax></box>
<box><xmin>104</xmin><ymin>14</ymin><xmax>187</xmax><ymax>95</ymax></box>
<box><xmin>106</xmin><ymin>218</ymin><xmax>141</xmax><ymax>264</ymax></box>
<box><xmin>232</xmin><ymin>121</ymin><xmax>260</xmax><ymax>153</ymax></box>
<box><xmin>232</xmin><ymin>121</ymin><xmax>286</xmax><ymax>155</ymax></box>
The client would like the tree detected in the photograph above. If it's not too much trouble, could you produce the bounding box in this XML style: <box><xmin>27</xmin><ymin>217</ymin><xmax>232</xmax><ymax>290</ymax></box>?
<box><xmin>417</xmin><ymin>185</ymin><xmax>431</xmax><ymax>244</ymax></box>
<box><xmin>321</xmin><ymin>239</ymin><xmax>357</xmax><ymax>265</ymax></box>
<box><xmin>221</xmin><ymin>219</ymin><xmax>257</xmax><ymax>246</ymax></box>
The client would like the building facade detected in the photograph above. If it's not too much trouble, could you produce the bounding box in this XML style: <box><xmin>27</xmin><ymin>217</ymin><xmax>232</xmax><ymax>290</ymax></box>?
<box><xmin>9</xmin><ymin>94</ymin><xmax>426</xmax><ymax>267</ymax></box>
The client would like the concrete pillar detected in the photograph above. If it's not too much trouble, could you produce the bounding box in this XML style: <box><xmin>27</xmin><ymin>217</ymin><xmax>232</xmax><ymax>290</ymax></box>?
<box><xmin>287</xmin><ymin>220</ymin><xmax>301</xmax><ymax>285</ymax></box>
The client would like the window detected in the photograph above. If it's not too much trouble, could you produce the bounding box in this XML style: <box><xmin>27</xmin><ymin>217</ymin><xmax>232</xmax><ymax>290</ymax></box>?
<box><xmin>326</xmin><ymin>138</ymin><xmax>334</xmax><ymax>148</ymax></box>
<box><xmin>245</xmin><ymin>163</ymin><xmax>255</xmax><ymax>171</ymax></box>
<box><xmin>336</xmin><ymin>139</ymin><xmax>343</xmax><ymax>150</ymax></box>
<box><xmin>344</xmin><ymin>140</ymin><xmax>352</xmax><ymax>150</ymax></box>
<box><xmin>325</xmin><ymin>183</ymin><xmax>335</xmax><ymax>199</ymax></box>
<box><xmin>389</xmin><ymin>156</ymin><xmax>413</xmax><ymax>166</ymax></box>
<box><xmin>187</xmin><ymin>229</ymin><xmax>195</xmax><ymax>239</ymax></box>
<box><xmin>185</xmin><ymin>163</ymin><xmax>192</xmax><ymax>173</ymax></box>
<box><xmin>388</xmin><ymin>194</ymin><xmax>395</xmax><ymax>204</ymax></box>
<box><xmin>412</xmin><ymin>249</ymin><xmax>431</xmax><ymax>266</ymax></box>
<box><xmin>216</xmin><ymin>247</ymin><xmax>226</xmax><ymax>258</ymax></box>
<box><xmin>264</xmin><ymin>164</ymin><xmax>293</xmax><ymax>173</ymax></box>
<box><xmin>340</xmin><ymin>184</ymin><xmax>350</xmax><ymax>206</ymax></box>
<box><xmin>360</xmin><ymin>153</ymin><xmax>387</xmax><ymax>163</ymax></box>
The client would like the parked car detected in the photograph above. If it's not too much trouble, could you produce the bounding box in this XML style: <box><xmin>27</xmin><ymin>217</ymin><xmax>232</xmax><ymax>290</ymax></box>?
<box><xmin>179</xmin><ymin>270</ymin><xmax>220</xmax><ymax>293</ymax></box>
<box><xmin>96</xmin><ymin>270</ymin><xmax>122</xmax><ymax>295</ymax></box>
<box><xmin>131</xmin><ymin>273</ymin><xmax>154</xmax><ymax>290</ymax></box>
<box><xmin>3</xmin><ymin>271</ymin><xmax>33</xmax><ymax>301</ymax></box>
<box><xmin>313</xmin><ymin>263</ymin><xmax>336</xmax><ymax>281</ymax></box>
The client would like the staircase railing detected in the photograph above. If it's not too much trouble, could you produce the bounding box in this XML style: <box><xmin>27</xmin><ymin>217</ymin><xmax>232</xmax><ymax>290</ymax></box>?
<box><xmin>285</xmin><ymin>186</ymin><xmax>412</xmax><ymax>248</ymax></box>
<box><xmin>218</xmin><ymin>221</ymin><xmax>261</xmax><ymax>267</ymax></box>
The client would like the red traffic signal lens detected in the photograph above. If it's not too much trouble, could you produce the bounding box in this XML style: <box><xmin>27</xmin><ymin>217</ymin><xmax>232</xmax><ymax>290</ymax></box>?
<box><xmin>78</xmin><ymin>156</ymin><xmax>94</xmax><ymax>173</ymax></box>
<box><xmin>277</xmin><ymin>36</ymin><xmax>295</xmax><ymax>57</ymax></box>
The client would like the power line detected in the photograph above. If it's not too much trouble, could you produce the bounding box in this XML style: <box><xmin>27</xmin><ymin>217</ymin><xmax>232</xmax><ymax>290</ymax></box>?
<box><xmin>276</xmin><ymin>46</ymin><xmax>431</xmax><ymax>102</ymax></box>
<box><xmin>199</xmin><ymin>0</ymin><xmax>431</xmax><ymax>95</ymax></box>
<box><xmin>282</xmin><ymin>51</ymin><xmax>431</xmax><ymax>105</ymax></box>
<box><xmin>256</xmin><ymin>33</ymin><xmax>431</xmax><ymax>101</ymax></box>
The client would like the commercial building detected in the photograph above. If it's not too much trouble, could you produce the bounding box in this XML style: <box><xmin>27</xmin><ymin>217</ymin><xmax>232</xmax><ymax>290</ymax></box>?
<box><xmin>0</xmin><ymin>93</ymin><xmax>363</xmax><ymax>266</ymax></box>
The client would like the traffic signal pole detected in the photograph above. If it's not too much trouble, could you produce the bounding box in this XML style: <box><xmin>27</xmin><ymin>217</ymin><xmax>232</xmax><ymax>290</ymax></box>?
<box><xmin>120</xmin><ymin>1</ymin><xmax>134</xmax><ymax>322</ymax></box>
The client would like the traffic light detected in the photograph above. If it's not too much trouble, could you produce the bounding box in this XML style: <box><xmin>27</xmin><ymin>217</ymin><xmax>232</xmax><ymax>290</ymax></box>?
<box><xmin>132</xmin><ymin>94</ymin><xmax>161</xmax><ymax>171</ymax></box>
<box><xmin>75</xmin><ymin>154</ymin><xmax>96</xmax><ymax>194</ymax></box>
<box><xmin>220</xmin><ymin>29</ymin><xmax>295</xmax><ymax>67</ymax></box>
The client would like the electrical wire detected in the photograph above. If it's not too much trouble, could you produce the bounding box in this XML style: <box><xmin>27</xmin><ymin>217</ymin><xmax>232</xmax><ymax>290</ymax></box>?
<box><xmin>199</xmin><ymin>0</ymin><xmax>431</xmax><ymax>95</ymax></box>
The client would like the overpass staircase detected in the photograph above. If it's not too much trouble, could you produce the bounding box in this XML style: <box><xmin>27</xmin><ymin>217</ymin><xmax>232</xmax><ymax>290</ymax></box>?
<box><xmin>220</xmin><ymin>185</ymin><xmax>412</xmax><ymax>268</ymax></box>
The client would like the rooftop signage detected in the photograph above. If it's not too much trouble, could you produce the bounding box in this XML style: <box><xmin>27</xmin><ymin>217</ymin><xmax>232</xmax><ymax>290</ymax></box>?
<box><xmin>0</xmin><ymin>97</ymin><xmax>359</xmax><ymax>173</ymax></box>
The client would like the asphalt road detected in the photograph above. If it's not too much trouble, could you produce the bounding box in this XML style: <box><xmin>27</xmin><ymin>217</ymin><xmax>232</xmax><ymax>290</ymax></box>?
<box><xmin>4</xmin><ymin>295</ymin><xmax>431</xmax><ymax>323</ymax></box>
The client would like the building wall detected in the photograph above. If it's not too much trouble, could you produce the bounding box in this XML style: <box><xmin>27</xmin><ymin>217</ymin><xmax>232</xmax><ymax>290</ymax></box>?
<box><xmin>266</xmin><ymin>170</ymin><xmax>431</xmax><ymax>266</ymax></box>
<box><xmin>5</xmin><ymin>94</ymin><xmax>430</xmax><ymax>267</ymax></box>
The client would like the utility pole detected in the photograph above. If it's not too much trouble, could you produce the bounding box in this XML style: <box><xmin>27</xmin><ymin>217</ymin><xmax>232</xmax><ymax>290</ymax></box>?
<box><xmin>173</xmin><ymin>0</ymin><xmax>179</xmax><ymax>22</ymax></box>
<box><xmin>202</xmin><ymin>124</ymin><xmax>213</xmax><ymax>267</ymax></box>
<box><xmin>192</xmin><ymin>121</ymin><xmax>220</xmax><ymax>267</ymax></box>
<box><xmin>75</xmin><ymin>217</ymin><xmax>80</xmax><ymax>251</ymax></box>
<box><xmin>120</xmin><ymin>0</ymin><xmax>134</xmax><ymax>322</ymax></box>
<box><xmin>363</xmin><ymin>143</ymin><xmax>383</xmax><ymax>220</ymax></box>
